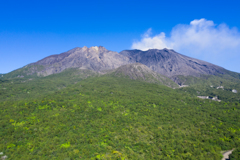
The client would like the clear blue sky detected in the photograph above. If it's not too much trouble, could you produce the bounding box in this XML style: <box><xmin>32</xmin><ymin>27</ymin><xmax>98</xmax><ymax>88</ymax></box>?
<box><xmin>1</xmin><ymin>0</ymin><xmax>240</xmax><ymax>73</ymax></box>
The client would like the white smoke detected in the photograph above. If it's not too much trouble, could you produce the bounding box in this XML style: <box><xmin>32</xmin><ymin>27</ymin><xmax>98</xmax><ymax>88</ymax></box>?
<box><xmin>131</xmin><ymin>19</ymin><xmax>240</xmax><ymax>72</ymax></box>
<box><xmin>131</xmin><ymin>28</ymin><xmax>168</xmax><ymax>51</ymax></box>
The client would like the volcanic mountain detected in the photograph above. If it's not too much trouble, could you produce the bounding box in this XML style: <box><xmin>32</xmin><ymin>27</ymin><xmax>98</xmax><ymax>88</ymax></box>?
<box><xmin>4</xmin><ymin>46</ymin><xmax>239</xmax><ymax>84</ymax></box>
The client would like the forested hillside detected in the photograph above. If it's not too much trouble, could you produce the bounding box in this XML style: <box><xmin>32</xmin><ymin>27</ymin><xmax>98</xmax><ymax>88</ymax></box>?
<box><xmin>0</xmin><ymin>68</ymin><xmax>98</xmax><ymax>102</ymax></box>
<box><xmin>176</xmin><ymin>74</ymin><xmax>240</xmax><ymax>102</ymax></box>
<box><xmin>0</xmin><ymin>75</ymin><xmax>240</xmax><ymax>159</ymax></box>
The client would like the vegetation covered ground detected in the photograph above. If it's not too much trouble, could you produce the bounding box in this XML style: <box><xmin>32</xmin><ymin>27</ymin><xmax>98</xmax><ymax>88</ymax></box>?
<box><xmin>230</xmin><ymin>148</ymin><xmax>240</xmax><ymax>159</ymax></box>
<box><xmin>0</xmin><ymin>68</ymin><xmax>97</xmax><ymax>102</ymax></box>
<box><xmin>177</xmin><ymin>74</ymin><xmax>240</xmax><ymax>102</ymax></box>
<box><xmin>0</xmin><ymin>75</ymin><xmax>240</xmax><ymax>159</ymax></box>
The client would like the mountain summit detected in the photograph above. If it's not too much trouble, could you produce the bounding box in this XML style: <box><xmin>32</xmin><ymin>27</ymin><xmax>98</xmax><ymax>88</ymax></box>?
<box><xmin>119</xmin><ymin>48</ymin><xmax>226</xmax><ymax>80</ymax></box>
<box><xmin>30</xmin><ymin>46</ymin><xmax>132</xmax><ymax>76</ymax></box>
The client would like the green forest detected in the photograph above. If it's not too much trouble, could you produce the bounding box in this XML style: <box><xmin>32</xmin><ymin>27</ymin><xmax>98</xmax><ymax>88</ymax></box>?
<box><xmin>0</xmin><ymin>72</ymin><xmax>240</xmax><ymax>159</ymax></box>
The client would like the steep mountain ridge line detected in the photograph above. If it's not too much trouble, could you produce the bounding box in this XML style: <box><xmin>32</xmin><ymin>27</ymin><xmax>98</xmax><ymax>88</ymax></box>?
<box><xmin>119</xmin><ymin>49</ymin><xmax>226</xmax><ymax>80</ymax></box>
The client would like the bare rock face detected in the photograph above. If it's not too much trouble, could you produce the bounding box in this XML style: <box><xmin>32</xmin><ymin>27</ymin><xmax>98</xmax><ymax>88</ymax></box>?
<box><xmin>31</xmin><ymin>46</ymin><xmax>132</xmax><ymax>76</ymax></box>
<box><xmin>110</xmin><ymin>63</ymin><xmax>179</xmax><ymax>88</ymax></box>
<box><xmin>114</xmin><ymin>63</ymin><xmax>161</xmax><ymax>80</ymax></box>
<box><xmin>113</xmin><ymin>63</ymin><xmax>162</xmax><ymax>80</ymax></box>
<box><xmin>119</xmin><ymin>48</ymin><xmax>226</xmax><ymax>79</ymax></box>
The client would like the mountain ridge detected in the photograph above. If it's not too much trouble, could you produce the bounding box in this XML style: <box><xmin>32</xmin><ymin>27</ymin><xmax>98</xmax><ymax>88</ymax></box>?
<box><xmin>28</xmin><ymin>46</ymin><xmax>132</xmax><ymax>76</ymax></box>
<box><xmin>3</xmin><ymin>46</ymin><xmax>239</xmax><ymax>85</ymax></box>
<box><xmin>119</xmin><ymin>49</ymin><xmax>226</xmax><ymax>80</ymax></box>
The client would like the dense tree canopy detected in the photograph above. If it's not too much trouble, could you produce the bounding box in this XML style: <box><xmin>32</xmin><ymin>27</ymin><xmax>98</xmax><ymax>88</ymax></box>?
<box><xmin>0</xmin><ymin>74</ymin><xmax>240</xmax><ymax>159</ymax></box>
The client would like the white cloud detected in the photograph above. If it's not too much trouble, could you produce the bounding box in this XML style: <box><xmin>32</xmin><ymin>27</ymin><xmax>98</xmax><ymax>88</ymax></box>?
<box><xmin>132</xmin><ymin>28</ymin><xmax>168</xmax><ymax>51</ymax></box>
<box><xmin>131</xmin><ymin>19</ymin><xmax>240</xmax><ymax>72</ymax></box>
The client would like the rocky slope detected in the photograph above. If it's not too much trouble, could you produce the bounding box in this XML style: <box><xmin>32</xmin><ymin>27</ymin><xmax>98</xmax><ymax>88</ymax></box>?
<box><xmin>30</xmin><ymin>46</ymin><xmax>132</xmax><ymax>76</ymax></box>
<box><xmin>119</xmin><ymin>49</ymin><xmax>227</xmax><ymax>81</ymax></box>
<box><xmin>109</xmin><ymin>63</ymin><xmax>178</xmax><ymax>88</ymax></box>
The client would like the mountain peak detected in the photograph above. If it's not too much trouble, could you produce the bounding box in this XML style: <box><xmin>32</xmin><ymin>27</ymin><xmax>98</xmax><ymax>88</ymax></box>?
<box><xmin>119</xmin><ymin>48</ymin><xmax>225</xmax><ymax>80</ymax></box>
<box><xmin>90</xmin><ymin>46</ymin><xmax>99</xmax><ymax>51</ymax></box>
<box><xmin>27</xmin><ymin>46</ymin><xmax>131</xmax><ymax>76</ymax></box>
<box><xmin>79</xmin><ymin>46</ymin><xmax>108</xmax><ymax>53</ymax></box>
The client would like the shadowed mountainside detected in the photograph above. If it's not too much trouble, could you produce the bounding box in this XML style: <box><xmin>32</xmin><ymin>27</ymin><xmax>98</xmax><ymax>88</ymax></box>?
<box><xmin>119</xmin><ymin>49</ymin><xmax>228</xmax><ymax>82</ymax></box>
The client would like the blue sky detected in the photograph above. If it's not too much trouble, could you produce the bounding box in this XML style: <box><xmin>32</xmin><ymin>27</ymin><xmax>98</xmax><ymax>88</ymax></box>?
<box><xmin>1</xmin><ymin>0</ymin><xmax>240</xmax><ymax>73</ymax></box>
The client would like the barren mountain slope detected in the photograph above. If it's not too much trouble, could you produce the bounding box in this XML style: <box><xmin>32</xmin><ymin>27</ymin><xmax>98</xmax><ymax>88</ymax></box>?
<box><xmin>30</xmin><ymin>46</ymin><xmax>133</xmax><ymax>76</ymax></box>
<box><xmin>119</xmin><ymin>49</ymin><xmax>226</xmax><ymax>80</ymax></box>
<box><xmin>109</xmin><ymin>63</ymin><xmax>178</xmax><ymax>88</ymax></box>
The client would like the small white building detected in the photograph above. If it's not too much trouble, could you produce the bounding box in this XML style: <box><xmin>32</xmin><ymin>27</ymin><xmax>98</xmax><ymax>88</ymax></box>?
<box><xmin>232</xmin><ymin>89</ymin><xmax>238</xmax><ymax>93</ymax></box>
<box><xmin>211</xmin><ymin>96</ymin><xmax>221</xmax><ymax>102</ymax></box>
<box><xmin>217</xmin><ymin>86</ymin><xmax>224</xmax><ymax>89</ymax></box>
<box><xmin>197</xmin><ymin>96</ymin><xmax>209</xmax><ymax>99</ymax></box>
<box><xmin>197</xmin><ymin>96</ymin><xmax>221</xmax><ymax>102</ymax></box>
